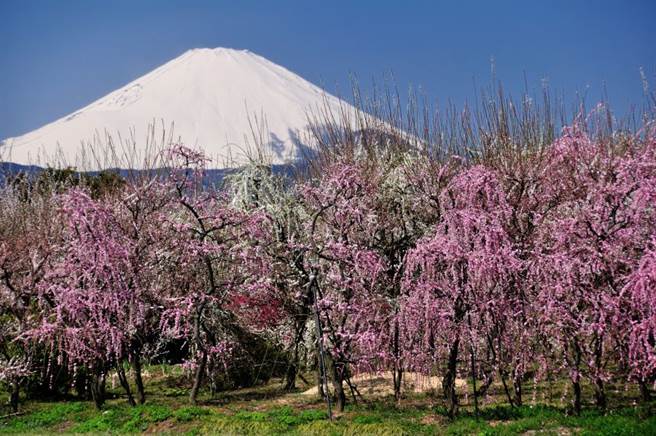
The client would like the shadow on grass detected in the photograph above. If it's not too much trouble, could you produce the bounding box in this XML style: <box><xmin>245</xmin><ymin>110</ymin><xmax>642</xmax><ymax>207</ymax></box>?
<box><xmin>204</xmin><ymin>382</ymin><xmax>294</xmax><ymax>405</ymax></box>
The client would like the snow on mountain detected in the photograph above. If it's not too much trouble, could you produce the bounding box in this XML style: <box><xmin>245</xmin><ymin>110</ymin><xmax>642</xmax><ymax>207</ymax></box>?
<box><xmin>0</xmin><ymin>48</ymin><xmax>355</xmax><ymax>170</ymax></box>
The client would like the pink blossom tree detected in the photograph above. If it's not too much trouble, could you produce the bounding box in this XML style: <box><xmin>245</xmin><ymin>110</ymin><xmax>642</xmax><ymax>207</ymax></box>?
<box><xmin>22</xmin><ymin>168</ymin><xmax>179</xmax><ymax>408</ymax></box>
<box><xmin>534</xmin><ymin>127</ymin><xmax>656</xmax><ymax>413</ymax></box>
<box><xmin>0</xmin><ymin>186</ymin><xmax>60</xmax><ymax>411</ymax></box>
<box><xmin>401</xmin><ymin>165</ymin><xmax>521</xmax><ymax>417</ymax></box>
<box><xmin>158</xmin><ymin>146</ymin><xmax>281</xmax><ymax>404</ymax></box>
<box><xmin>342</xmin><ymin>155</ymin><xmax>458</xmax><ymax>400</ymax></box>
<box><xmin>26</xmin><ymin>188</ymin><xmax>153</xmax><ymax>407</ymax></box>
<box><xmin>299</xmin><ymin>162</ymin><xmax>387</xmax><ymax>412</ymax></box>
<box><xmin>623</xmin><ymin>238</ymin><xmax>656</xmax><ymax>401</ymax></box>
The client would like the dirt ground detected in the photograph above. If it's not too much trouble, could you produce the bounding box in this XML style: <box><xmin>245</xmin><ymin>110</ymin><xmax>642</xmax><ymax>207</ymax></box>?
<box><xmin>301</xmin><ymin>371</ymin><xmax>467</xmax><ymax>397</ymax></box>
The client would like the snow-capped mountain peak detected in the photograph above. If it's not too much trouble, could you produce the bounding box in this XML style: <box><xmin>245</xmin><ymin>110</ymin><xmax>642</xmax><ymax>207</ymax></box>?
<box><xmin>0</xmin><ymin>48</ymin><xmax>352</xmax><ymax>170</ymax></box>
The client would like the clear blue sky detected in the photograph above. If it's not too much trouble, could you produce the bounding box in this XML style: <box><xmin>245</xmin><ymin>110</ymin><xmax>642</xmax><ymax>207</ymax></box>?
<box><xmin>1</xmin><ymin>0</ymin><xmax>654</xmax><ymax>139</ymax></box>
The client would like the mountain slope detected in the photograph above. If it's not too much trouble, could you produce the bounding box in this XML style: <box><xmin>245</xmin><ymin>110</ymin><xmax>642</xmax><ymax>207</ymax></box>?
<box><xmin>1</xmin><ymin>48</ymin><xmax>353</xmax><ymax>170</ymax></box>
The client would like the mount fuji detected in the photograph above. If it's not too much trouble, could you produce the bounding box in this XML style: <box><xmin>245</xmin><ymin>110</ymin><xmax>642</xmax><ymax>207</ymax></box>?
<box><xmin>0</xmin><ymin>48</ymin><xmax>354</xmax><ymax>170</ymax></box>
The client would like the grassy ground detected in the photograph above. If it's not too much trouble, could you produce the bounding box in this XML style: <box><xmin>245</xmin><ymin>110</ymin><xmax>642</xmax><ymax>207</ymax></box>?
<box><xmin>1</xmin><ymin>366</ymin><xmax>654</xmax><ymax>435</ymax></box>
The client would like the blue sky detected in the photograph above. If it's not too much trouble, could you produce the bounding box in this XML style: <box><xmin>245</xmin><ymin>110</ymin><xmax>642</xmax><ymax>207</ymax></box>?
<box><xmin>1</xmin><ymin>0</ymin><xmax>654</xmax><ymax>139</ymax></box>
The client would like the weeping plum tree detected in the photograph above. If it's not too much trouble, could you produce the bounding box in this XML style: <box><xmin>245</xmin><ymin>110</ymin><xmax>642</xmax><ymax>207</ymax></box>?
<box><xmin>618</xmin><ymin>140</ymin><xmax>656</xmax><ymax>401</ymax></box>
<box><xmin>300</xmin><ymin>162</ymin><xmax>386</xmax><ymax>412</ymax></box>
<box><xmin>0</xmin><ymin>185</ymin><xmax>61</xmax><ymax>411</ymax></box>
<box><xmin>26</xmin><ymin>186</ymin><xmax>171</xmax><ymax>408</ymax></box>
<box><xmin>401</xmin><ymin>165</ymin><xmax>521</xmax><ymax>417</ymax></box>
<box><xmin>534</xmin><ymin>127</ymin><xmax>656</xmax><ymax>413</ymax></box>
<box><xmin>159</xmin><ymin>146</ymin><xmax>280</xmax><ymax>405</ymax></box>
<box><xmin>111</xmin><ymin>179</ymin><xmax>176</xmax><ymax>404</ymax></box>
<box><xmin>331</xmin><ymin>154</ymin><xmax>458</xmax><ymax>401</ymax></box>
<box><xmin>624</xmin><ymin>238</ymin><xmax>656</xmax><ymax>401</ymax></box>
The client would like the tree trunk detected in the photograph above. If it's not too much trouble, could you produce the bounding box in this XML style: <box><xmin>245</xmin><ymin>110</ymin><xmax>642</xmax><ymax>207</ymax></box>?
<box><xmin>315</xmin><ymin>353</ymin><xmax>325</xmax><ymax>399</ymax></box>
<box><xmin>572</xmin><ymin>379</ymin><xmax>582</xmax><ymax>415</ymax></box>
<box><xmin>75</xmin><ymin>369</ymin><xmax>88</xmax><ymax>400</ymax></box>
<box><xmin>90</xmin><ymin>371</ymin><xmax>106</xmax><ymax>410</ymax></box>
<box><xmin>594</xmin><ymin>377</ymin><xmax>606</xmax><ymax>411</ymax></box>
<box><xmin>312</xmin><ymin>333</ymin><xmax>324</xmax><ymax>398</ymax></box>
<box><xmin>392</xmin><ymin>319</ymin><xmax>403</xmax><ymax>401</ymax></box>
<box><xmin>592</xmin><ymin>335</ymin><xmax>606</xmax><ymax>411</ymax></box>
<box><xmin>329</xmin><ymin>356</ymin><xmax>346</xmax><ymax>412</ymax></box>
<box><xmin>311</xmin><ymin>281</ymin><xmax>332</xmax><ymax>420</ymax></box>
<box><xmin>470</xmin><ymin>346</ymin><xmax>479</xmax><ymax>415</ymax></box>
<box><xmin>100</xmin><ymin>372</ymin><xmax>107</xmax><ymax>400</ymax></box>
<box><xmin>443</xmin><ymin>337</ymin><xmax>460</xmax><ymax>418</ymax></box>
<box><xmin>500</xmin><ymin>370</ymin><xmax>515</xmax><ymax>407</ymax></box>
<box><xmin>639</xmin><ymin>379</ymin><xmax>651</xmax><ymax>403</ymax></box>
<box><xmin>130</xmin><ymin>351</ymin><xmax>146</xmax><ymax>404</ymax></box>
<box><xmin>9</xmin><ymin>381</ymin><xmax>19</xmax><ymax>413</ymax></box>
<box><xmin>285</xmin><ymin>363</ymin><xmax>298</xmax><ymax>391</ymax></box>
<box><xmin>284</xmin><ymin>346</ymin><xmax>298</xmax><ymax>391</ymax></box>
<box><xmin>393</xmin><ymin>367</ymin><xmax>403</xmax><ymax>402</ymax></box>
<box><xmin>189</xmin><ymin>351</ymin><xmax>207</xmax><ymax>405</ymax></box>
<box><xmin>513</xmin><ymin>378</ymin><xmax>523</xmax><ymax>407</ymax></box>
<box><xmin>116</xmin><ymin>362</ymin><xmax>136</xmax><ymax>407</ymax></box>
<box><xmin>571</xmin><ymin>341</ymin><xmax>582</xmax><ymax>415</ymax></box>
<box><xmin>285</xmin><ymin>315</ymin><xmax>307</xmax><ymax>391</ymax></box>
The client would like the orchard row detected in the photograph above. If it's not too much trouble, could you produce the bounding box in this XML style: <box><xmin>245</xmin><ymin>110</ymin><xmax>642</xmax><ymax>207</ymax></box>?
<box><xmin>1</xmin><ymin>125</ymin><xmax>655</xmax><ymax>416</ymax></box>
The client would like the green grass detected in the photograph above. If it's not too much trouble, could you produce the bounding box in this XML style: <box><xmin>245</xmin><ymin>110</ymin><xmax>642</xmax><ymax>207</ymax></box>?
<box><xmin>0</xmin><ymin>402</ymin><xmax>87</xmax><ymax>433</ymax></box>
<box><xmin>173</xmin><ymin>406</ymin><xmax>212</xmax><ymax>423</ymax></box>
<box><xmin>2</xmin><ymin>400</ymin><xmax>653</xmax><ymax>435</ymax></box>
<box><xmin>1</xmin><ymin>368</ymin><xmax>654</xmax><ymax>435</ymax></box>
<box><xmin>233</xmin><ymin>405</ymin><xmax>326</xmax><ymax>427</ymax></box>
<box><xmin>69</xmin><ymin>403</ymin><xmax>174</xmax><ymax>433</ymax></box>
